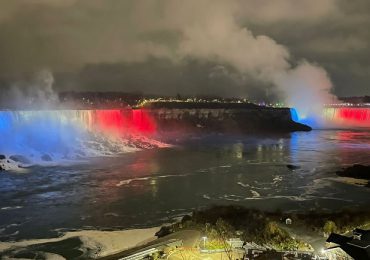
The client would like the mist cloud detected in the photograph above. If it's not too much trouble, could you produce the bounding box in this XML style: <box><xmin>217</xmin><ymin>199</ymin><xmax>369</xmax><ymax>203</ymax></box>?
<box><xmin>0</xmin><ymin>0</ymin><xmax>368</xmax><ymax>100</ymax></box>
<box><xmin>0</xmin><ymin>70</ymin><xmax>58</xmax><ymax>109</ymax></box>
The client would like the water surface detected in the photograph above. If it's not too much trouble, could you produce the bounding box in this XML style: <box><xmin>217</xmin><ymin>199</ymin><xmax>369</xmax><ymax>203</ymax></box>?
<box><xmin>1</xmin><ymin>130</ymin><xmax>370</xmax><ymax>241</ymax></box>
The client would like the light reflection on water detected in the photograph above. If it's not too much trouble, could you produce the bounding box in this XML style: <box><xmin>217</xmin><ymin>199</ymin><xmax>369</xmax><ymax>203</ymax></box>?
<box><xmin>1</xmin><ymin>130</ymin><xmax>370</xmax><ymax>241</ymax></box>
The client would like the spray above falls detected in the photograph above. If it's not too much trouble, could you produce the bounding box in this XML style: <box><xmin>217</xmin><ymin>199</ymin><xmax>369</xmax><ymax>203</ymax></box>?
<box><xmin>275</xmin><ymin>63</ymin><xmax>337</xmax><ymax>127</ymax></box>
<box><xmin>162</xmin><ymin>1</ymin><xmax>338</xmax><ymax>127</ymax></box>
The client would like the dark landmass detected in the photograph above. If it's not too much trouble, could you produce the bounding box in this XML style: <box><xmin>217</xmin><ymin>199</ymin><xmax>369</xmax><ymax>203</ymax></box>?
<box><xmin>286</xmin><ymin>164</ymin><xmax>301</xmax><ymax>170</ymax></box>
<box><xmin>337</xmin><ymin>164</ymin><xmax>370</xmax><ymax>180</ymax></box>
<box><xmin>145</xmin><ymin>101</ymin><xmax>311</xmax><ymax>134</ymax></box>
<box><xmin>337</xmin><ymin>164</ymin><xmax>370</xmax><ymax>187</ymax></box>
<box><xmin>0</xmin><ymin>154</ymin><xmax>7</xmax><ymax>171</ymax></box>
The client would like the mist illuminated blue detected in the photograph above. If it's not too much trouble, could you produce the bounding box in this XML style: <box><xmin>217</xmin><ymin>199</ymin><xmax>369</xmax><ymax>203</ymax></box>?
<box><xmin>290</xmin><ymin>108</ymin><xmax>299</xmax><ymax>122</ymax></box>
<box><xmin>0</xmin><ymin>111</ymin><xmax>85</xmax><ymax>161</ymax></box>
<box><xmin>290</xmin><ymin>108</ymin><xmax>322</xmax><ymax>129</ymax></box>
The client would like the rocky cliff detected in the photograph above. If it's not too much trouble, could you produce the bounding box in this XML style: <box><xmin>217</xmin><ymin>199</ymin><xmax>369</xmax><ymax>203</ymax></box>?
<box><xmin>143</xmin><ymin>103</ymin><xmax>311</xmax><ymax>133</ymax></box>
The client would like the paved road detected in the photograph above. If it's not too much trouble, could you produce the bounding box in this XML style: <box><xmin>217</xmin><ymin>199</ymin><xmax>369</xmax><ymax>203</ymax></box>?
<box><xmin>165</xmin><ymin>230</ymin><xmax>201</xmax><ymax>248</ymax></box>
<box><xmin>99</xmin><ymin>230</ymin><xmax>200</xmax><ymax>260</ymax></box>
<box><xmin>277</xmin><ymin>222</ymin><xmax>325</xmax><ymax>253</ymax></box>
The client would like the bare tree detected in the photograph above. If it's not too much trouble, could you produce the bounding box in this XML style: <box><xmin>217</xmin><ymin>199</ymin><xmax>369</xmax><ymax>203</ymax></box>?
<box><xmin>215</xmin><ymin>219</ymin><xmax>234</xmax><ymax>260</ymax></box>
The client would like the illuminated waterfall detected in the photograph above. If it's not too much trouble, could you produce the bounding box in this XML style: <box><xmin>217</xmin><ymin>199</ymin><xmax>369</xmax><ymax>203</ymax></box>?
<box><xmin>290</xmin><ymin>107</ymin><xmax>370</xmax><ymax>129</ymax></box>
<box><xmin>289</xmin><ymin>108</ymin><xmax>323</xmax><ymax>128</ymax></box>
<box><xmin>0</xmin><ymin>109</ymin><xmax>157</xmax><ymax>167</ymax></box>
<box><xmin>323</xmin><ymin>107</ymin><xmax>370</xmax><ymax>128</ymax></box>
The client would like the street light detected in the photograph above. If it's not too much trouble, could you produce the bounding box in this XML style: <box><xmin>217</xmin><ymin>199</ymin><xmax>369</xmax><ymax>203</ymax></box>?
<box><xmin>202</xmin><ymin>236</ymin><xmax>207</xmax><ymax>249</ymax></box>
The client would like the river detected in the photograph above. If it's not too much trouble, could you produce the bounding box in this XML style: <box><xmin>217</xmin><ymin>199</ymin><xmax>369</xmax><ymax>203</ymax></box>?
<box><xmin>1</xmin><ymin>130</ymin><xmax>370</xmax><ymax>241</ymax></box>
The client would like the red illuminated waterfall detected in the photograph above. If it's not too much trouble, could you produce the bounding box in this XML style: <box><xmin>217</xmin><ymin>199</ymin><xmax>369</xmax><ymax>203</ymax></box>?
<box><xmin>93</xmin><ymin>109</ymin><xmax>156</xmax><ymax>135</ymax></box>
<box><xmin>132</xmin><ymin>109</ymin><xmax>156</xmax><ymax>133</ymax></box>
<box><xmin>324</xmin><ymin>107</ymin><xmax>370</xmax><ymax>128</ymax></box>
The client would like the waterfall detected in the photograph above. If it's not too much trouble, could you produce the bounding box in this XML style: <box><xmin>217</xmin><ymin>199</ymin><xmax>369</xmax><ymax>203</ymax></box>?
<box><xmin>290</xmin><ymin>107</ymin><xmax>370</xmax><ymax>129</ymax></box>
<box><xmin>323</xmin><ymin>107</ymin><xmax>370</xmax><ymax>128</ymax></box>
<box><xmin>0</xmin><ymin>109</ymin><xmax>159</xmax><ymax>169</ymax></box>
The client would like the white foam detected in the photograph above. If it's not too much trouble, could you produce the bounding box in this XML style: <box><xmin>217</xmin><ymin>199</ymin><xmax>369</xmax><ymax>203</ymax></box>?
<box><xmin>116</xmin><ymin>177</ymin><xmax>150</xmax><ymax>186</ymax></box>
<box><xmin>104</xmin><ymin>212</ymin><xmax>119</xmax><ymax>217</ymax></box>
<box><xmin>157</xmin><ymin>174</ymin><xmax>187</xmax><ymax>178</ymax></box>
<box><xmin>237</xmin><ymin>182</ymin><xmax>249</xmax><ymax>188</ymax></box>
<box><xmin>202</xmin><ymin>194</ymin><xmax>211</xmax><ymax>200</ymax></box>
<box><xmin>1</xmin><ymin>131</ymin><xmax>171</xmax><ymax>171</ymax></box>
<box><xmin>237</xmin><ymin>182</ymin><xmax>272</xmax><ymax>190</ymax></box>
<box><xmin>6</xmin><ymin>223</ymin><xmax>21</xmax><ymax>228</ymax></box>
<box><xmin>250</xmin><ymin>190</ymin><xmax>261</xmax><ymax>198</ymax></box>
<box><xmin>0</xmin><ymin>206</ymin><xmax>23</xmax><ymax>210</ymax></box>
<box><xmin>116</xmin><ymin>174</ymin><xmax>188</xmax><ymax>187</ymax></box>
<box><xmin>266</xmin><ymin>195</ymin><xmax>307</xmax><ymax>202</ymax></box>
<box><xmin>0</xmin><ymin>159</ymin><xmax>25</xmax><ymax>172</ymax></box>
<box><xmin>222</xmin><ymin>194</ymin><xmax>244</xmax><ymax>201</ymax></box>
<box><xmin>253</xmin><ymin>175</ymin><xmax>283</xmax><ymax>186</ymax></box>
<box><xmin>272</xmin><ymin>175</ymin><xmax>283</xmax><ymax>183</ymax></box>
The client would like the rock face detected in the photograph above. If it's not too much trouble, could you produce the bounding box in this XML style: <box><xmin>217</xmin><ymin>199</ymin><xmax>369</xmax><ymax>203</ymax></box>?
<box><xmin>337</xmin><ymin>164</ymin><xmax>370</xmax><ymax>188</ymax></box>
<box><xmin>0</xmin><ymin>155</ymin><xmax>5</xmax><ymax>171</ymax></box>
<box><xmin>286</xmin><ymin>164</ymin><xmax>301</xmax><ymax>170</ymax></box>
<box><xmin>336</xmin><ymin>164</ymin><xmax>370</xmax><ymax>180</ymax></box>
<box><xmin>147</xmin><ymin>106</ymin><xmax>311</xmax><ymax>134</ymax></box>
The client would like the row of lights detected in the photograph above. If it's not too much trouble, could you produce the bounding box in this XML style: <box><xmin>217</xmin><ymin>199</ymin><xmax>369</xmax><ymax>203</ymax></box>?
<box><xmin>326</xmin><ymin>103</ymin><xmax>370</xmax><ymax>107</ymax></box>
<box><xmin>138</xmin><ymin>98</ymin><xmax>287</xmax><ymax>107</ymax></box>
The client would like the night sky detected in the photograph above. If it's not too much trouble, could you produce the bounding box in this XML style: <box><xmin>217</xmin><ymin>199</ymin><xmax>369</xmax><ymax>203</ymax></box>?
<box><xmin>0</xmin><ymin>0</ymin><xmax>369</xmax><ymax>99</ymax></box>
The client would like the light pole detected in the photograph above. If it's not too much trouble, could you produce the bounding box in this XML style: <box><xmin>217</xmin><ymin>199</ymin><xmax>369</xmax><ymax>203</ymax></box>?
<box><xmin>202</xmin><ymin>236</ymin><xmax>207</xmax><ymax>249</ymax></box>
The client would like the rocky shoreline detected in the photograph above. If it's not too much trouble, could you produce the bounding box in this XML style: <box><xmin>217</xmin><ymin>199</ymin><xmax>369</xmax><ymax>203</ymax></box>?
<box><xmin>336</xmin><ymin>164</ymin><xmax>370</xmax><ymax>188</ymax></box>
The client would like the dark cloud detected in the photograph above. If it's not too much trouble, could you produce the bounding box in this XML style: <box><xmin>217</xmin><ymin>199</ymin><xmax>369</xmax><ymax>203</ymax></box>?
<box><xmin>246</xmin><ymin>0</ymin><xmax>370</xmax><ymax>96</ymax></box>
<box><xmin>53</xmin><ymin>58</ymin><xmax>275</xmax><ymax>101</ymax></box>
<box><xmin>0</xmin><ymin>0</ymin><xmax>368</xmax><ymax>99</ymax></box>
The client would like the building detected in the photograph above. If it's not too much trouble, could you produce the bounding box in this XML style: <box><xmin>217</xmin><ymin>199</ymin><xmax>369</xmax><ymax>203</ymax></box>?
<box><xmin>226</xmin><ymin>238</ymin><xmax>244</xmax><ymax>249</ymax></box>
<box><xmin>326</xmin><ymin>228</ymin><xmax>370</xmax><ymax>259</ymax></box>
